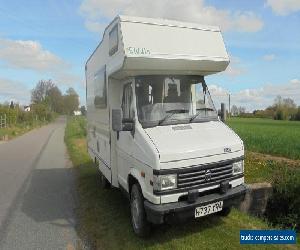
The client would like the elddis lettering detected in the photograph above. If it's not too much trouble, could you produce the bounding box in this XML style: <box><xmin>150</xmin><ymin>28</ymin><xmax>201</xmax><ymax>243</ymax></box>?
<box><xmin>126</xmin><ymin>47</ymin><xmax>150</xmax><ymax>55</ymax></box>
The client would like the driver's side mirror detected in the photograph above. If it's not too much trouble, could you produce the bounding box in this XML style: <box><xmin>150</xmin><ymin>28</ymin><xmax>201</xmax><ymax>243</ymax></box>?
<box><xmin>112</xmin><ymin>109</ymin><xmax>134</xmax><ymax>132</ymax></box>
<box><xmin>112</xmin><ymin>109</ymin><xmax>123</xmax><ymax>131</ymax></box>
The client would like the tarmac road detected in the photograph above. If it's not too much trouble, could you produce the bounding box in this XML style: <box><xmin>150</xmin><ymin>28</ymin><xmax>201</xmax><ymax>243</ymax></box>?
<box><xmin>0</xmin><ymin>117</ymin><xmax>80</xmax><ymax>250</ymax></box>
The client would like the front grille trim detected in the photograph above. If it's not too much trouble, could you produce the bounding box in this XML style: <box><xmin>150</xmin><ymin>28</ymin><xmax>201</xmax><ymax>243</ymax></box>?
<box><xmin>178</xmin><ymin>167</ymin><xmax>232</xmax><ymax>183</ymax></box>
<box><xmin>178</xmin><ymin>164</ymin><xmax>233</xmax><ymax>188</ymax></box>
<box><xmin>153</xmin><ymin>156</ymin><xmax>244</xmax><ymax>195</ymax></box>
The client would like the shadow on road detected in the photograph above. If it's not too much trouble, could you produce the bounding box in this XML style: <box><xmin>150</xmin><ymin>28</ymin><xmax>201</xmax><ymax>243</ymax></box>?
<box><xmin>21</xmin><ymin>168</ymin><xmax>77</xmax><ymax>228</ymax></box>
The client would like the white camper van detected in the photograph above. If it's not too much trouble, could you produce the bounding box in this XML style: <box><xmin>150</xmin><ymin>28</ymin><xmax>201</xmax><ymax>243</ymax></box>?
<box><xmin>85</xmin><ymin>15</ymin><xmax>246</xmax><ymax>237</ymax></box>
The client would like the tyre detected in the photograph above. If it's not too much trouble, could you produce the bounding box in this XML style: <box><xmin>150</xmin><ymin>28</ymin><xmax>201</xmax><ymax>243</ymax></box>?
<box><xmin>218</xmin><ymin>206</ymin><xmax>231</xmax><ymax>217</ymax></box>
<box><xmin>130</xmin><ymin>184</ymin><xmax>151</xmax><ymax>237</ymax></box>
<box><xmin>99</xmin><ymin>172</ymin><xmax>110</xmax><ymax>189</ymax></box>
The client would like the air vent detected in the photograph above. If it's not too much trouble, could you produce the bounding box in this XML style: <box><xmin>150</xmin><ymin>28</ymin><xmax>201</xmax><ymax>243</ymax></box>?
<box><xmin>172</xmin><ymin>125</ymin><xmax>192</xmax><ymax>131</ymax></box>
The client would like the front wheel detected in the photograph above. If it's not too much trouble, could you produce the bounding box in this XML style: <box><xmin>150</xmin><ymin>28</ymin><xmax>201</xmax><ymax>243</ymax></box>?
<box><xmin>130</xmin><ymin>184</ymin><xmax>151</xmax><ymax>237</ymax></box>
<box><xmin>218</xmin><ymin>206</ymin><xmax>231</xmax><ymax>217</ymax></box>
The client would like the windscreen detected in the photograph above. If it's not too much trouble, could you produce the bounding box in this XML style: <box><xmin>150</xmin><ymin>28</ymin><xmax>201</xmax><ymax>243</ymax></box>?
<box><xmin>135</xmin><ymin>75</ymin><xmax>217</xmax><ymax>128</ymax></box>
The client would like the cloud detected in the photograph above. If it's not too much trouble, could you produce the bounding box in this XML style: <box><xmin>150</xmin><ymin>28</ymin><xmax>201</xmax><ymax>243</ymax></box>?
<box><xmin>262</xmin><ymin>54</ymin><xmax>276</xmax><ymax>61</ymax></box>
<box><xmin>208</xmin><ymin>84</ymin><xmax>229</xmax><ymax>111</ymax></box>
<box><xmin>291</xmin><ymin>79</ymin><xmax>300</xmax><ymax>84</ymax></box>
<box><xmin>208</xmin><ymin>79</ymin><xmax>300</xmax><ymax>111</ymax></box>
<box><xmin>209</xmin><ymin>84</ymin><xmax>229</xmax><ymax>96</ymax></box>
<box><xmin>0</xmin><ymin>38</ymin><xmax>67</xmax><ymax>72</ymax></box>
<box><xmin>84</xmin><ymin>20</ymin><xmax>107</xmax><ymax>33</ymax></box>
<box><xmin>0</xmin><ymin>78</ymin><xmax>30</xmax><ymax>104</ymax></box>
<box><xmin>79</xmin><ymin>0</ymin><xmax>263</xmax><ymax>33</ymax></box>
<box><xmin>223</xmin><ymin>55</ymin><xmax>245</xmax><ymax>77</ymax></box>
<box><xmin>266</xmin><ymin>0</ymin><xmax>300</xmax><ymax>15</ymax></box>
<box><xmin>0</xmin><ymin>38</ymin><xmax>81</xmax><ymax>86</ymax></box>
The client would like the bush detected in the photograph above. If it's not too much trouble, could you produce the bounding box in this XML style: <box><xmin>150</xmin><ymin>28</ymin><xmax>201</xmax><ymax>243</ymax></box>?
<box><xmin>0</xmin><ymin>103</ymin><xmax>55</xmax><ymax>127</ymax></box>
<box><xmin>265</xmin><ymin>167</ymin><xmax>300</xmax><ymax>230</ymax></box>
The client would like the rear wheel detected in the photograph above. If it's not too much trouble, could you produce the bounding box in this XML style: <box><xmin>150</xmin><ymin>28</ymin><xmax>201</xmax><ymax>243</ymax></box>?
<box><xmin>130</xmin><ymin>184</ymin><xmax>151</xmax><ymax>237</ymax></box>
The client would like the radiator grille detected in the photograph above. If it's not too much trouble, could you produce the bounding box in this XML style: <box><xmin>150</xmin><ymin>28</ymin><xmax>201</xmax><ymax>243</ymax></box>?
<box><xmin>177</xmin><ymin>163</ymin><xmax>233</xmax><ymax>189</ymax></box>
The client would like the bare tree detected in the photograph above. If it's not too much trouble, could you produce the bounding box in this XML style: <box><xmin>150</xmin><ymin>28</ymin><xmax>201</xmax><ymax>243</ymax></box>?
<box><xmin>231</xmin><ymin>105</ymin><xmax>239</xmax><ymax>116</ymax></box>
<box><xmin>273</xmin><ymin>95</ymin><xmax>297</xmax><ymax>120</ymax></box>
<box><xmin>238</xmin><ymin>106</ymin><xmax>246</xmax><ymax>114</ymax></box>
<box><xmin>31</xmin><ymin>80</ymin><xmax>55</xmax><ymax>104</ymax></box>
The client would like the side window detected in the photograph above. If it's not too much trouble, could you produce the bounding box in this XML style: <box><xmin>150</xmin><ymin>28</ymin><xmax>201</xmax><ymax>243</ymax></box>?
<box><xmin>94</xmin><ymin>66</ymin><xmax>107</xmax><ymax>109</ymax></box>
<box><xmin>122</xmin><ymin>83</ymin><xmax>133</xmax><ymax>119</ymax></box>
<box><xmin>87</xmin><ymin>75</ymin><xmax>94</xmax><ymax>109</ymax></box>
<box><xmin>109</xmin><ymin>24</ymin><xmax>118</xmax><ymax>56</ymax></box>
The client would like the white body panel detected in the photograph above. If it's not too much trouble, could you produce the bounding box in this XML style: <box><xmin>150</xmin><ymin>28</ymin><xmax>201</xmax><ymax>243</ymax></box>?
<box><xmin>120</xmin><ymin>16</ymin><xmax>229</xmax><ymax>76</ymax></box>
<box><xmin>85</xmin><ymin>15</ymin><xmax>243</xmax><ymax>206</ymax></box>
<box><xmin>145</xmin><ymin>121</ymin><xmax>242</xmax><ymax>164</ymax></box>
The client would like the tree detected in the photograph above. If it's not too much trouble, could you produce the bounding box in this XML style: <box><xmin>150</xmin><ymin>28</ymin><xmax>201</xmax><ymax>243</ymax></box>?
<box><xmin>31</xmin><ymin>103</ymin><xmax>53</xmax><ymax>122</ymax></box>
<box><xmin>283</xmin><ymin>98</ymin><xmax>296</xmax><ymax>109</ymax></box>
<box><xmin>231</xmin><ymin>105</ymin><xmax>239</xmax><ymax>116</ymax></box>
<box><xmin>273</xmin><ymin>95</ymin><xmax>283</xmax><ymax>108</ymax></box>
<box><xmin>46</xmin><ymin>86</ymin><xmax>63</xmax><ymax>113</ymax></box>
<box><xmin>63</xmin><ymin>88</ymin><xmax>79</xmax><ymax>115</ymax></box>
<box><xmin>272</xmin><ymin>96</ymin><xmax>297</xmax><ymax>120</ymax></box>
<box><xmin>238</xmin><ymin>106</ymin><xmax>246</xmax><ymax>114</ymax></box>
<box><xmin>31</xmin><ymin>80</ymin><xmax>55</xmax><ymax>104</ymax></box>
<box><xmin>66</xmin><ymin>87</ymin><xmax>77</xmax><ymax>96</ymax></box>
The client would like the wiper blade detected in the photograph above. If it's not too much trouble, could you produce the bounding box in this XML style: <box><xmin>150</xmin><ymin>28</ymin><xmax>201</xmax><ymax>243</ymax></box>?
<box><xmin>190</xmin><ymin>108</ymin><xmax>214</xmax><ymax>122</ymax></box>
<box><xmin>158</xmin><ymin>112</ymin><xmax>176</xmax><ymax>125</ymax></box>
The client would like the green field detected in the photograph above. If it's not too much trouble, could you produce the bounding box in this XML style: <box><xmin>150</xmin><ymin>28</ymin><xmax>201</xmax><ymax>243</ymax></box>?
<box><xmin>227</xmin><ymin>118</ymin><xmax>300</xmax><ymax>160</ymax></box>
<box><xmin>65</xmin><ymin>117</ymin><xmax>299</xmax><ymax>250</ymax></box>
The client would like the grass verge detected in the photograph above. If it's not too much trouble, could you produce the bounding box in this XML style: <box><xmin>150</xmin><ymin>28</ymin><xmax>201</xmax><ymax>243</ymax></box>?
<box><xmin>244</xmin><ymin>152</ymin><xmax>300</xmax><ymax>184</ymax></box>
<box><xmin>227</xmin><ymin>118</ymin><xmax>300</xmax><ymax>160</ymax></box>
<box><xmin>65</xmin><ymin>116</ymin><xmax>299</xmax><ymax>249</ymax></box>
<box><xmin>0</xmin><ymin>120</ymin><xmax>51</xmax><ymax>141</ymax></box>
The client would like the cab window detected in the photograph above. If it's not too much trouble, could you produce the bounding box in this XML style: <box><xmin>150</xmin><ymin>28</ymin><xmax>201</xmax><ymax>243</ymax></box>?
<box><xmin>122</xmin><ymin>83</ymin><xmax>133</xmax><ymax>119</ymax></box>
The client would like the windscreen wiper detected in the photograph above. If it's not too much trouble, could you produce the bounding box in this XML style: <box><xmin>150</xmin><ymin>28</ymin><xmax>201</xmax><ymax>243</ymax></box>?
<box><xmin>189</xmin><ymin>108</ymin><xmax>215</xmax><ymax>122</ymax></box>
<box><xmin>158</xmin><ymin>112</ymin><xmax>177</xmax><ymax>125</ymax></box>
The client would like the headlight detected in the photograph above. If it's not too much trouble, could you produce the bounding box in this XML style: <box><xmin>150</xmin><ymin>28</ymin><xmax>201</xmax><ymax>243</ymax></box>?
<box><xmin>153</xmin><ymin>174</ymin><xmax>177</xmax><ymax>191</ymax></box>
<box><xmin>232</xmin><ymin>160</ymin><xmax>244</xmax><ymax>175</ymax></box>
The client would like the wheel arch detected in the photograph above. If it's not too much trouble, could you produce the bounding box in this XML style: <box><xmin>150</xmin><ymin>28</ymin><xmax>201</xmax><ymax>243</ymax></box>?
<box><xmin>127</xmin><ymin>169</ymin><xmax>146</xmax><ymax>198</ymax></box>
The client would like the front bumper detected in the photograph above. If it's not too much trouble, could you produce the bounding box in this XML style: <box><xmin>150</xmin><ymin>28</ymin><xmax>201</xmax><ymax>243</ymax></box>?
<box><xmin>144</xmin><ymin>184</ymin><xmax>247</xmax><ymax>224</ymax></box>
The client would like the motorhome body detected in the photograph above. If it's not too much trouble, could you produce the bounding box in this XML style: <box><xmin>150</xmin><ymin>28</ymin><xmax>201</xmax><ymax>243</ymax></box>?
<box><xmin>85</xmin><ymin>15</ymin><xmax>246</xmax><ymax>236</ymax></box>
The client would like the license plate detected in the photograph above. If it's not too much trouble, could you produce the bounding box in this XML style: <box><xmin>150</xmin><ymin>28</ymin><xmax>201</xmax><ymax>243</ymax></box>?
<box><xmin>195</xmin><ymin>201</ymin><xmax>223</xmax><ymax>218</ymax></box>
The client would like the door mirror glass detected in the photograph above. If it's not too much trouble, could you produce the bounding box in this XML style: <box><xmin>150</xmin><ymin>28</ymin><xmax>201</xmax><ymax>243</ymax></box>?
<box><xmin>112</xmin><ymin>109</ymin><xmax>122</xmax><ymax>131</ymax></box>
<box><xmin>112</xmin><ymin>109</ymin><xmax>134</xmax><ymax>132</ymax></box>
<box><xmin>122</xmin><ymin>118</ymin><xmax>134</xmax><ymax>131</ymax></box>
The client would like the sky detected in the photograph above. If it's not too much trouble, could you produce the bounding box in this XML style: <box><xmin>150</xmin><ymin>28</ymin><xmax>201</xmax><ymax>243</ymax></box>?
<box><xmin>0</xmin><ymin>0</ymin><xmax>299</xmax><ymax>111</ymax></box>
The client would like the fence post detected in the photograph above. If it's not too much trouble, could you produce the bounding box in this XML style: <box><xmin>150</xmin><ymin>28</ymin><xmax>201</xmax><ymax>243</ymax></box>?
<box><xmin>221</xmin><ymin>103</ymin><xmax>226</xmax><ymax>122</ymax></box>
<box><xmin>0</xmin><ymin>114</ymin><xmax>7</xmax><ymax>128</ymax></box>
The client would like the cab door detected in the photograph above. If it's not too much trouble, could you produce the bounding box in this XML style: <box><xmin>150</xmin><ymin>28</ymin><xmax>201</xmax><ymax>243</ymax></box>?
<box><xmin>116</xmin><ymin>81</ymin><xmax>135</xmax><ymax>189</ymax></box>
